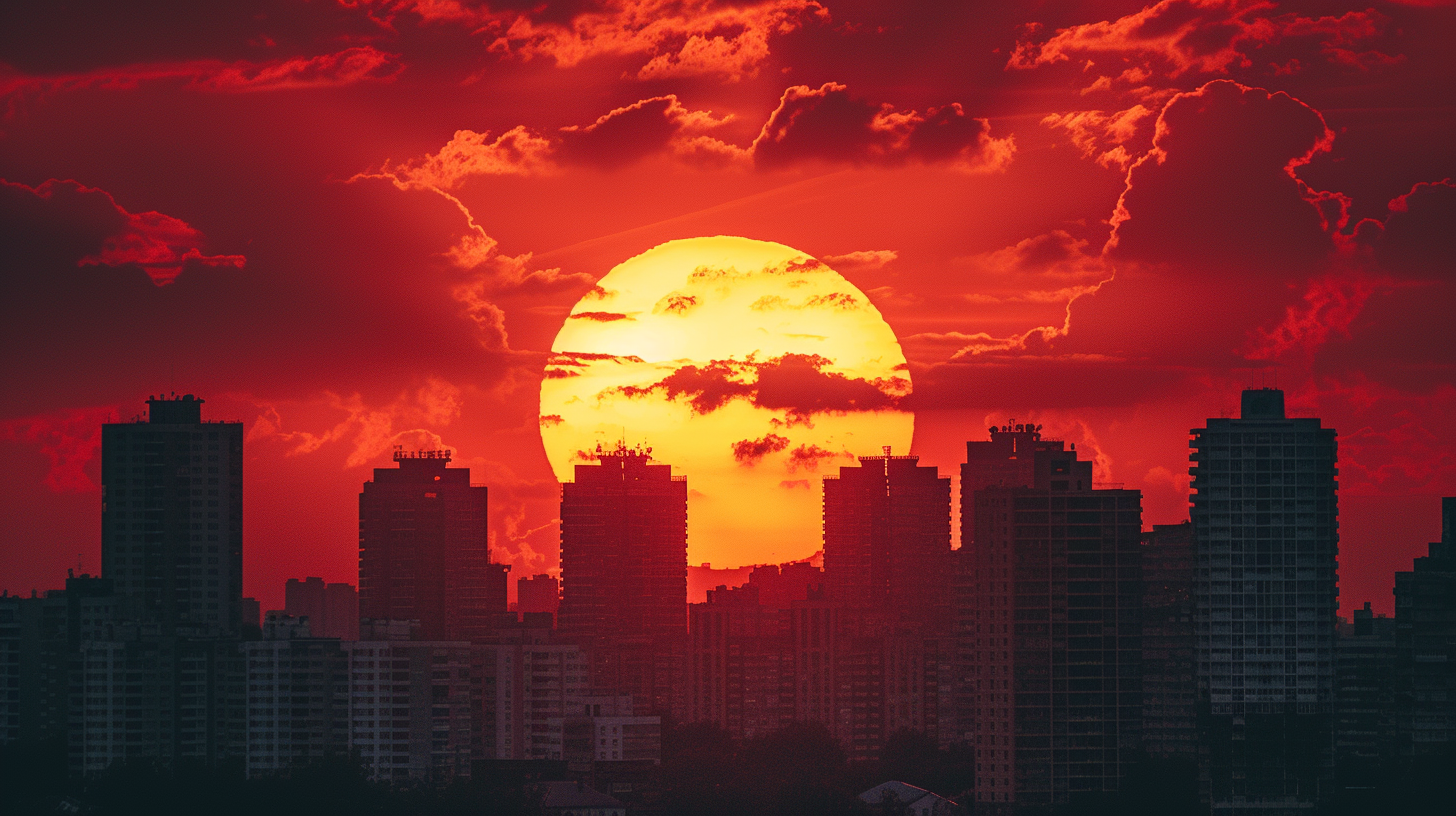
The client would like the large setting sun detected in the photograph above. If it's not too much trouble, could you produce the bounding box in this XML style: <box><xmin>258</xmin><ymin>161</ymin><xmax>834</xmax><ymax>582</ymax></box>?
<box><xmin>540</xmin><ymin>236</ymin><xmax>913</xmax><ymax>568</ymax></box>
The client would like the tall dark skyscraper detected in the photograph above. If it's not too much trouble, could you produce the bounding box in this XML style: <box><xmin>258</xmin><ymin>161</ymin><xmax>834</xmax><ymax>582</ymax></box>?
<box><xmin>959</xmin><ymin>426</ymin><xmax>1143</xmax><ymax>810</ymax></box>
<box><xmin>100</xmin><ymin>394</ymin><xmax>243</xmax><ymax>637</ymax></box>
<box><xmin>557</xmin><ymin>444</ymin><xmax>687</xmax><ymax>643</ymax></box>
<box><xmin>1392</xmin><ymin>497</ymin><xmax>1456</xmax><ymax>757</ymax></box>
<box><xmin>822</xmin><ymin>449</ymin><xmax>951</xmax><ymax>634</ymax></box>
<box><xmin>558</xmin><ymin>444</ymin><xmax>687</xmax><ymax>715</ymax></box>
<box><xmin>358</xmin><ymin>449</ymin><xmax>497</xmax><ymax>642</ymax></box>
<box><xmin>1190</xmin><ymin>388</ymin><xmax>1338</xmax><ymax>814</ymax></box>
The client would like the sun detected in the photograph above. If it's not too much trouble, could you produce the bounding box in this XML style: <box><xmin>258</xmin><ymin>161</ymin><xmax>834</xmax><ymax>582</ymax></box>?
<box><xmin>539</xmin><ymin>236</ymin><xmax>913</xmax><ymax>568</ymax></box>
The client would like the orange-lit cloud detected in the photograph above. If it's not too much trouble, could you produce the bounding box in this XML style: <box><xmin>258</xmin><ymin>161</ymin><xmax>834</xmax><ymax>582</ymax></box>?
<box><xmin>488</xmin><ymin>0</ymin><xmax>828</xmax><ymax>81</ymax></box>
<box><xmin>1009</xmin><ymin>0</ymin><xmax>1392</xmax><ymax>77</ymax></box>
<box><xmin>752</xmin><ymin>82</ymin><xmax>1015</xmax><ymax>171</ymax></box>
<box><xmin>1</xmin><ymin>178</ymin><xmax>244</xmax><ymax>285</ymax></box>
<box><xmin>1108</xmin><ymin>80</ymin><xmax>1336</xmax><ymax>270</ymax></box>
<box><xmin>2</xmin><ymin>46</ymin><xmax>402</xmax><ymax>112</ymax></box>
<box><xmin>0</xmin><ymin>406</ymin><xmax>114</xmax><ymax>493</ymax></box>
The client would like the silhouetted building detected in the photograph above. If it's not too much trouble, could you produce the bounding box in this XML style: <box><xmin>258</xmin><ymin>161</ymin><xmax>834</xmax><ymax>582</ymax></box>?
<box><xmin>1190</xmin><ymin>388</ymin><xmax>1338</xmax><ymax>814</ymax></box>
<box><xmin>243</xmin><ymin>625</ymin><xmax>349</xmax><ymax>777</ymax></box>
<box><xmin>0</xmin><ymin>575</ymin><xmax>116</xmax><ymax>750</ymax></box>
<box><xmin>101</xmin><ymin>394</ymin><xmax>243</xmax><ymax>637</ymax></box>
<box><xmin>240</xmin><ymin>597</ymin><xmax>261</xmax><ymax>638</ymax></box>
<box><xmin>823</xmin><ymin>449</ymin><xmax>951</xmax><ymax>635</ymax></box>
<box><xmin>960</xmin><ymin>425</ymin><xmax>1143</xmax><ymax>811</ymax></box>
<box><xmin>345</xmin><ymin>634</ymin><xmax>485</xmax><ymax>784</ymax></box>
<box><xmin>484</xmin><ymin>642</ymin><xmax>590</xmax><ymax>760</ymax></box>
<box><xmin>687</xmin><ymin>584</ymin><xmax>793</xmax><ymax>738</ymax></box>
<box><xmin>558</xmin><ymin>444</ymin><xmax>687</xmax><ymax>715</ymax></box>
<box><xmin>954</xmin><ymin>424</ymin><xmax>1095</xmax><ymax>743</ymax></box>
<box><xmin>517</xmin><ymin>573</ymin><xmax>561</xmax><ymax>624</ymax></box>
<box><xmin>1392</xmin><ymin>497</ymin><xmax>1456</xmax><ymax>757</ymax></box>
<box><xmin>960</xmin><ymin>421</ymin><xmax>1090</xmax><ymax>551</ymax></box>
<box><xmin>1335</xmin><ymin>602</ymin><xmax>1396</xmax><ymax>771</ymax></box>
<box><xmin>73</xmin><ymin>636</ymin><xmax>245</xmax><ymax>774</ymax></box>
<box><xmin>284</xmin><ymin>577</ymin><xmax>359</xmax><ymax>640</ymax></box>
<box><xmin>1142</xmin><ymin>521</ymin><xmax>1198</xmax><ymax>760</ymax></box>
<box><xmin>358</xmin><ymin>449</ymin><xmax>501</xmax><ymax>642</ymax></box>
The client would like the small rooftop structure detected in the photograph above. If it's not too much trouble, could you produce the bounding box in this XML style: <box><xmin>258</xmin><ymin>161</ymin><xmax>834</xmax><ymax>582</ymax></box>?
<box><xmin>859</xmin><ymin>781</ymin><xmax>966</xmax><ymax>816</ymax></box>
<box><xmin>539</xmin><ymin>780</ymin><xmax>626</xmax><ymax>816</ymax></box>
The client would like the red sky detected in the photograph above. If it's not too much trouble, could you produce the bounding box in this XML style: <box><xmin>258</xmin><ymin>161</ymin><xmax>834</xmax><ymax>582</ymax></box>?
<box><xmin>1</xmin><ymin>0</ymin><xmax>1452</xmax><ymax>614</ymax></box>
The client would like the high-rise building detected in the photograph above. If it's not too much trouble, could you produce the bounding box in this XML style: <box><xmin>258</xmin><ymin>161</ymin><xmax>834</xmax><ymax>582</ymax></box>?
<box><xmin>687</xmin><ymin>583</ymin><xmax>793</xmax><ymax>739</ymax></box>
<box><xmin>1189</xmin><ymin>388</ymin><xmax>1338</xmax><ymax>814</ymax></box>
<box><xmin>954</xmin><ymin>424</ymin><xmax>1101</xmax><ymax>744</ymax></box>
<box><xmin>1334</xmin><ymin>602</ymin><xmax>1396</xmax><ymax>772</ymax></box>
<box><xmin>358</xmin><ymin>449</ymin><xmax>501</xmax><ymax>642</ymax></box>
<box><xmin>962</xmin><ymin>426</ymin><xmax>1143</xmax><ymax>811</ymax></box>
<box><xmin>344</xmin><ymin>636</ymin><xmax>485</xmax><ymax>784</ymax></box>
<box><xmin>557</xmin><ymin>443</ymin><xmax>687</xmax><ymax>645</ymax></box>
<box><xmin>960</xmin><ymin>422</ymin><xmax>1091</xmax><ymax>550</ymax></box>
<box><xmin>516</xmin><ymin>574</ymin><xmax>561</xmax><ymax>624</ymax></box>
<box><xmin>101</xmin><ymin>394</ymin><xmax>243</xmax><ymax>637</ymax></box>
<box><xmin>822</xmin><ymin>449</ymin><xmax>951</xmax><ymax>635</ymax></box>
<box><xmin>243</xmin><ymin>626</ymin><xmax>349</xmax><ymax>778</ymax></box>
<box><xmin>1141</xmin><ymin>521</ymin><xmax>1198</xmax><ymax>760</ymax></box>
<box><xmin>1392</xmin><ymin>497</ymin><xmax>1456</xmax><ymax>758</ymax></box>
<box><xmin>284</xmin><ymin>577</ymin><xmax>360</xmax><ymax>641</ymax></box>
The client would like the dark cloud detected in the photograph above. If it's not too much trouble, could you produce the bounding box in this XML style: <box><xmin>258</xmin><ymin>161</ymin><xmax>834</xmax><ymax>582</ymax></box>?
<box><xmin>750</xmin><ymin>82</ymin><xmax>1014</xmax><ymax>171</ymax></box>
<box><xmin>654</xmin><ymin>293</ymin><xmax>700</xmax><ymax>315</ymax></box>
<box><xmin>1374</xmin><ymin>179</ymin><xmax>1456</xmax><ymax>276</ymax></box>
<box><xmin>787</xmin><ymin>443</ymin><xmax>841</xmax><ymax>472</ymax></box>
<box><xmin>1108</xmin><ymin>80</ymin><xmax>1336</xmax><ymax>271</ymax></box>
<box><xmin>558</xmin><ymin>95</ymin><xmax>726</xmax><ymax>168</ymax></box>
<box><xmin>753</xmin><ymin>354</ymin><xmax>899</xmax><ymax>413</ymax></box>
<box><xmin>731</xmin><ymin>433</ymin><xmax>791</xmax><ymax>465</ymax></box>
<box><xmin>611</xmin><ymin>353</ymin><xmax>905</xmax><ymax>416</ymax></box>
<box><xmin>1</xmin><ymin>178</ymin><xmax>245</xmax><ymax>285</ymax></box>
<box><xmin>568</xmin><ymin>311</ymin><xmax>634</xmax><ymax>322</ymax></box>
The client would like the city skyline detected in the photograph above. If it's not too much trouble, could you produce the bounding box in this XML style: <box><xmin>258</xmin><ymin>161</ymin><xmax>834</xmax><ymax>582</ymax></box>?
<box><xmin>2</xmin><ymin>1</ymin><xmax>1454</xmax><ymax>617</ymax></box>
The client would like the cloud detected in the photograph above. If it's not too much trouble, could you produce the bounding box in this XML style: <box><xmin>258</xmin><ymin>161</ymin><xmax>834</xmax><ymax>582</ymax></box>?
<box><xmin>1374</xmin><ymin>179</ymin><xmax>1456</xmax><ymax>276</ymax></box>
<box><xmin>558</xmin><ymin>94</ymin><xmax>735</xmax><ymax>168</ymax></box>
<box><xmin>787</xmin><ymin>443</ymin><xmax>842</xmax><ymax>472</ymax></box>
<box><xmin>1009</xmin><ymin>0</ymin><xmax>1392</xmax><ymax>77</ymax></box>
<box><xmin>569</xmin><ymin>310</ymin><xmax>635</xmax><ymax>322</ymax></box>
<box><xmin>1</xmin><ymin>178</ymin><xmax>244</xmax><ymax>285</ymax></box>
<box><xmin>1241</xmin><ymin>274</ymin><xmax>1383</xmax><ymax>361</ymax></box>
<box><xmin>2</xmin><ymin>46</ymin><xmax>402</xmax><ymax>111</ymax></box>
<box><xmin>610</xmin><ymin>353</ymin><xmax>907</xmax><ymax>416</ymax></box>
<box><xmin>1042</xmin><ymin>105</ymin><xmax>1154</xmax><ymax>170</ymax></box>
<box><xmin>732</xmin><ymin>433</ymin><xmax>791</xmax><ymax>465</ymax></box>
<box><xmin>0</xmin><ymin>406</ymin><xmax>114</xmax><ymax>493</ymax></box>
<box><xmin>751</xmin><ymin>82</ymin><xmax>1015</xmax><ymax>171</ymax></box>
<box><xmin>378</xmin><ymin>127</ymin><xmax>554</xmax><ymax>190</ymax></box>
<box><xmin>1107</xmin><ymin>80</ymin><xmax>1337</xmax><ymax>271</ymax></box>
<box><xmin>188</xmin><ymin>46</ymin><xmax>403</xmax><ymax>91</ymax></box>
<box><xmin>653</xmin><ymin>292</ymin><xmax>699</xmax><ymax>315</ymax></box>
<box><xmin>822</xmin><ymin>249</ymin><xmax>897</xmax><ymax>271</ymax></box>
<box><xmin>249</xmin><ymin>378</ymin><xmax>464</xmax><ymax>469</ymax></box>
<box><xmin>779</xmin><ymin>479</ymin><xmax>810</xmax><ymax>489</ymax></box>
<box><xmin>488</xmin><ymin>0</ymin><xmax>828</xmax><ymax>82</ymax></box>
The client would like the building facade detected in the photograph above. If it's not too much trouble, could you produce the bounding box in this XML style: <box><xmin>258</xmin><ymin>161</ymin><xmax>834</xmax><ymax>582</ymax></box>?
<box><xmin>284</xmin><ymin>577</ymin><xmax>359</xmax><ymax>641</ymax></box>
<box><xmin>1392</xmin><ymin>497</ymin><xmax>1456</xmax><ymax>758</ymax></box>
<box><xmin>558</xmin><ymin>444</ymin><xmax>687</xmax><ymax>715</ymax></box>
<box><xmin>100</xmin><ymin>394</ymin><xmax>243</xmax><ymax>637</ymax></box>
<box><xmin>1190</xmin><ymin>388</ymin><xmax>1338</xmax><ymax>814</ymax></box>
<box><xmin>822</xmin><ymin>450</ymin><xmax>952</xmax><ymax>636</ymax></box>
<box><xmin>358</xmin><ymin>449</ymin><xmax>499</xmax><ymax>642</ymax></box>
<box><xmin>1142</xmin><ymin>521</ymin><xmax>1198</xmax><ymax>760</ymax></box>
